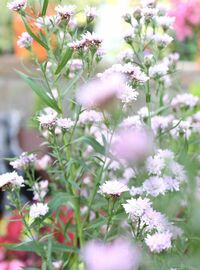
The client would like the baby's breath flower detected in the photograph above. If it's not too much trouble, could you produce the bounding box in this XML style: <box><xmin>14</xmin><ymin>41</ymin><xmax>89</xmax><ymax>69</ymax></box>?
<box><xmin>38</xmin><ymin>108</ymin><xmax>58</xmax><ymax>129</ymax></box>
<box><xmin>153</xmin><ymin>33</ymin><xmax>173</xmax><ymax>48</ymax></box>
<box><xmin>155</xmin><ymin>16</ymin><xmax>175</xmax><ymax>29</ymax></box>
<box><xmin>33</xmin><ymin>180</ymin><xmax>49</xmax><ymax>201</ymax></box>
<box><xmin>99</xmin><ymin>180</ymin><xmax>129</xmax><ymax>197</ymax></box>
<box><xmin>171</xmin><ymin>93</ymin><xmax>199</xmax><ymax>110</ymax></box>
<box><xmin>17</xmin><ymin>32</ymin><xmax>33</xmax><ymax>49</ymax></box>
<box><xmin>7</xmin><ymin>0</ymin><xmax>26</xmax><ymax>12</ymax></box>
<box><xmin>29</xmin><ymin>203</ymin><xmax>49</xmax><ymax>219</ymax></box>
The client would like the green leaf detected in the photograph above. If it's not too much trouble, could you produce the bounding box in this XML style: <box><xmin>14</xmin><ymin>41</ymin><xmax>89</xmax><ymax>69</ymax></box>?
<box><xmin>16</xmin><ymin>70</ymin><xmax>61</xmax><ymax>113</ymax></box>
<box><xmin>41</xmin><ymin>0</ymin><xmax>49</xmax><ymax>16</ymax></box>
<box><xmin>49</xmin><ymin>192</ymin><xmax>75</xmax><ymax>212</ymax></box>
<box><xmin>75</xmin><ymin>136</ymin><xmax>105</xmax><ymax>155</ymax></box>
<box><xmin>2</xmin><ymin>241</ymin><xmax>45</xmax><ymax>257</ymax></box>
<box><xmin>55</xmin><ymin>47</ymin><xmax>73</xmax><ymax>75</ymax></box>
<box><xmin>22</xmin><ymin>16</ymin><xmax>49</xmax><ymax>50</ymax></box>
<box><xmin>52</xmin><ymin>241</ymin><xmax>77</xmax><ymax>253</ymax></box>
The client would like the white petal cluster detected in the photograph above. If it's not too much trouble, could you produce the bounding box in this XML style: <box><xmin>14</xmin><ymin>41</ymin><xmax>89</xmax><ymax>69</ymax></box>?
<box><xmin>29</xmin><ymin>203</ymin><xmax>49</xmax><ymax>219</ymax></box>
<box><xmin>56</xmin><ymin>118</ymin><xmax>74</xmax><ymax>130</ymax></box>
<box><xmin>171</xmin><ymin>94</ymin><xmax>199</xmax><ymax>110</ymax></box>
<box><xmin>38</xmin><ymin>108</ymin><xmax>58</xmax><ymax>129</ymax></box>
<box><xmin>145</xmin><ymin>232</ymin><xmax>172</xmax><ymax>253</ymax></box>
<box><xmin>99</xmin><ymin>180</ymin><xmax>129</xmax><ymax>197</ymax></box>
<box><xmin>10</xmin><ymin>152</ymin><xmax>37</xmax><ymax>170</ymax></box>
<box><xmin>78</xmin><ymin>110</ymin><xmax>103</xmax><ymax>125</ymax></box>
<box><xmin>55</xmin><ymin>5</ymin><xmax>76</xmax><ymax>20</ymax></box>
<box><xmin>0</xmin><ymin>171</ymin><xmax>24</xmax><ymax>189</ymax></box>
<box><xmin>7</xmin><ymin>0</ymin><xmax>26</xmax><ymax>11</ymax></box>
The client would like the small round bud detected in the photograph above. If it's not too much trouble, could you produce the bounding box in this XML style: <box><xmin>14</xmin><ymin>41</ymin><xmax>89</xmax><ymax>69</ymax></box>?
<box><xmin>122</xmin><ymin>13</ymin><xmax>132</xmax><ymax>24</ymax></box>
<box><xmin>133</xmin><ymin>8</ymin><xmax>142</xmax><ymax>21</ymax></box>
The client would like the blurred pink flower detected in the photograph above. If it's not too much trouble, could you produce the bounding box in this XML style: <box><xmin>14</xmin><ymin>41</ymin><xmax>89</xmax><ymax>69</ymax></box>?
<box><xmin>169</xmin><ymin>0</ymin><xmax>200</xmax><ymax>40</ymax></box>
<box><xmin>82</xmin><ymin>238</ymin><xmax>140</xmax><ymax>270</ymax></box>
<box><xmin>76</xmin><ymin>73</ymin><xmax>126</xmax><ymax>109</ymax></box>
<box><xmin>0</xmin><ymin>260</ymin><xmax>25</xmax><ymax>270</ymax></box>
<box><xmin>111</xmin><ymin>128</ymin><xmax>153</xmax><ymax>163</ymax></box>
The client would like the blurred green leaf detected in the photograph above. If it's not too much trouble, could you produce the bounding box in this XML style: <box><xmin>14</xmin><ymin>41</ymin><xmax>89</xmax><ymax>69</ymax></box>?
<box><xmin>41</xmin><ymin>0</ymin><xmax>49</xmax><ymax>16</ymax></box>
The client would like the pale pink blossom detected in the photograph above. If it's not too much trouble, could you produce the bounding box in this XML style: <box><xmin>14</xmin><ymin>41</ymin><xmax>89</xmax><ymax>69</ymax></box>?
<box><xmin>145</xmin><ymin>232</ymin><xmax>172</xmax><ymax>253</ymax></box>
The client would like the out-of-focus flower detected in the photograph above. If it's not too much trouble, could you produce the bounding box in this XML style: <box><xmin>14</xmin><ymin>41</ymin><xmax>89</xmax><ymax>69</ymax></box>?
<box><xmin>171</xmin><ymin>93</ymin><xmax>199</xmax><ymax>110</ymax></box>
<box><xmin>33</xmin><ymin>180</ymin><xmax>49</xmax><ymax>201</ymax></box>
<box><xmin>56</xmin><ymin>118</ymin><xmax>74</xmax><ymax>130</ymax></box>
<box><xmin>82</xmin><ymin>238</ymin><xmax>140</xmax><ymax>270</ymax></box>
<box><xmin>145</xmin><ymin>232</ymin><xmax>172</xmax><ymax>253</ymax></box>
<box><xmin>7</xmin><ymin>0</ymin><xmax>26</xmax><ymax>11</ymax></box>
<box><xmin>35</xmin><ymin>155</ymin><xmax>52</xmax><ymax>171</ymax></box>
<box><xmin>55</xmin><ymin>5</ymin><xmax>76</xmax><ymax>21</ymax></box>
<box><xmin>29</xmin><ymin>203</ymin><xmax>49</xmax><ymax>219</ymax></box>
<box><xmin>10</xmin><ymin>152</ymin><xmax>37</xmax><ymax>170</ymax></box>
<box><xmin>76</xmin><ymin>73</ymin><xmax>126</xmax><ymax>109</ymax></box>
<box><xmin>17</xmin><ymin>32</ymin><xmax>33</xmax><ymax>49</ymax></box>
<box><xmin>0</xmin><ymin>260</ymin><xmax>25</xmax><ymax>270</ymax></box>
<box><xmin>38</xmin><ymin>108</ymin><xmax>58</xmax><ymax>129</ymax></box>
<box><xmin>149</xmin><ymin>62</ymin><xmax>169</xmax><ymax>78</ymax></box>
<box><xmin>153</xmin><ymin>33</ymin><xmax>173</xmax><ymax>48</ymax></box>
<box><xmin>111</xmin><ymin>128</ymin><xmax>153</xmax><ymax>163</ymax></box>
<box><xmin>118</xmin><ymin>85</ymin><xmax>139</xmax><ymax>104</ymax></box>
<box><xmin>35</xmin><ymin>16</ymin><xmax>61</xmax><ymax>30</ymax></box>
<box><xmin>155</xmin><ymin>16</ymin><xmax>175</xmax><ymax>29</ymax></box>
<box><xmin>169</xmin><ymin>0</ymin><xmax>200</xmax><ymax>41</ymax></box>
<box><xmin>78</xmin><ymin>110</ymin><xmax>103</xmax><ymax>125</ymax></box>
<box><xmin>0</xmin><ymin>172</ymin><xmax>24</xmax><ymax>189</ymax></box>
<box><xmin>99</xmin><ymin>180</ymin><xmax>129</xmax><ymax>198</ymax></box>
<box><xmin>84</xmin><ymin>6</ymin><xmax>97</xmax><ymax>23</ymax></box>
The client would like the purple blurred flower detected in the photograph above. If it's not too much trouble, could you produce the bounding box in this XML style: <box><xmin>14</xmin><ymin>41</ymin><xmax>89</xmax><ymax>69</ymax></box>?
<box><xmin>82</xmin><ymin>238</ymin><xmax>140</xmax><ymax>270</ymax></box>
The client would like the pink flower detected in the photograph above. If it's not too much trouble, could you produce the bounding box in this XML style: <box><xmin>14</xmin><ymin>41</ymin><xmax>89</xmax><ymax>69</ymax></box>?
<box><xmin>35</xmin><ymin>155</ymin><xmax>52</xmax><ymax>170</ymax></box>
<box><xmin>0</xmin><ymin>260</ymin><xmax>25</xmax><ymax>270</ymax></box>
<box><xmin>76</xmin><ymin>73</ymin><xmax>126</xmax><ymax>109</ymax></box>
<box><xmin>111</xmin><ymin>128</ymin><xmax>153</xmax><ymax>163</ymax></box>
<box><xmin>169</xmin><ymin>0</ymin><xmax>200</xmax><ymax>41</ymax></box>
<box><xmin>82</xmin><ymin>238</ymin><xmax>140</xmax><ymax>270</ymax></box>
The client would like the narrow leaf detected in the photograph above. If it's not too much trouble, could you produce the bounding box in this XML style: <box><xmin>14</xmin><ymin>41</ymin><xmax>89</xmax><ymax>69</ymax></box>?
<box><xmin>16</xmin><ymin>70</ymin><xmax>61</xmax><ymax>113</ymax></box>
<box><xmin>22</xmin><ymin>17</ymin><xmax>49</xmax><ymax>50</ymax></box>
<box><xmin>41</xmin><ymin>0</ymin><xmax>49</xmax><ymax>16</ymax></box>
<box><xmin>55</xmin><ymin>47</ymin><xmax>73</xmax><ymax>75</ymax></box>
<box><xmin>75</xmin><ymin>136</ymin><xmax>105</xmax><ymax>155</ymax></box>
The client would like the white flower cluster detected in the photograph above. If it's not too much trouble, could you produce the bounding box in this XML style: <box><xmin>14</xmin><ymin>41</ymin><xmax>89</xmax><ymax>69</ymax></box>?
<box><xmin>68</xmin><ymin>32</ymin><xmax>102</xmax><ymax>51</ymax></box>
<box><xmin>171</xmin><ymin>93</ymin><xmax>199</xmax><ymax>110</ymax></box>
<box><xmin>10</xmin><ymin>152</ymin><xmax>37</xmax><ymax>170</ymax></box>
<box><xmin>99</xmin><ymin>180</ymin><xmax>129</xmax><ymax>197</ymax></box>
<box><xmin>0</xmin><ymin>171</ymin><xmax>24</xmax><ymax>189</ymax></box>
<box><xmin>29</xmin><ymin>202</ymin><xmax>49</xmax><ymax>219</ymax></box>
<box><xmin>144</xmin><ymin>149</ymin><xmax>187</xmax><ymax>196</ymax></box>
<box><xmin>7</xmin><ymin>0</ymin><xmax>26</xmax><ymax>11</ymax></box>
<box><xmin>38</xmin><ymin>107</ymin><xmax>74</xmax><ymax>132</ymax></box>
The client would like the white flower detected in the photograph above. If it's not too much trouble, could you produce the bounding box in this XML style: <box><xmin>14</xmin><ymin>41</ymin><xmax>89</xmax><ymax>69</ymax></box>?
<box><xmin>29</xmin><ymin>203</ymin><xmax>49</xmax><ymax>219</ymax></box>
<box><xmin>171</xmin><ymin>93</ymin><xmax>199</xmax><ymax>109</ymax></box>
<box><xmin>145</xmin><ymin>232</ymin><xmax>172</xmax><ymax>253</ymax></box>
<box><xmin>120</xmin><ymin>116</ymin><xmax>143</xmax><ymax>129</ymax></box>
<box><xmin>55</xmin><ymin>5</ymin><xmax>76</xmax><ymax>20</ymax></box>
<box><xmin>123</xmin><ymin>197</ymin><xmax>152</xmax><ymax>221</ymax></box>
<box><xmin>170</xmin><ymin>119</ymin><xmax>192</xmax><ymax>139</ymax></box>
<box><xmin>35</xmin><ymin>16</ymin><xmax>60</xmax><ymax>30</ymax></box>
<box><xmin>151</xmin><ymin>115</ymin><xmax>174</xmax><ymax>135</ymax></box>
<box><xmin>141</xmin><ymin>0</ymin><xmax>156</xmax><ymax>7</ymax></box>
<box><xmin>149</xmin><ymin>63</ymin><xmax>168</xmax><ymax>78</ymax></box>
<box><xmin>153</xmin><ymin>33</ymin><xmax>173</xmax><ymax>47</ymax></box>
<box><xmin>78</xmin><ymin>110</ymin><xmax>103</xmax><ymax>125</ymax></box>
<box><xmin>84</xmin><ymin>6</ymin><xmax>97</xmax><ymax>21</ymax></box>
<box><xmin>141</xmin><ymin>7</ymin><xmax>158</xmax><ymax>18</ymax></box>
<box><xmin>17</xmin><ymin>32</ymin><xmax>33</xmax><ymax>48</ymax></box>
<box><xmin>155</xmin><ymin>16</ymin><xmax>175</xmax><ymax>29</ymax></box>
<box><xmin>121</xmin><ymin>63</ymin><xmax>149</xmax><ymax>84</ymax></box>
<box><xmin>99</xmin><ymin>180</ymin><xmax>129</xmax><ymax>197</ymax></box>
<box><xmin>137</xmin><ymin>107</ymin><xmax>149</xmax><ymax>119</ymax></box>
<box><xmin>7</xmin><ymin>0</ymin><xmax>26</xmax><ymax>11</ymax></box>
<box><xmin>56</xmin><ymin>118</ymin><xmax>74</xmax><ymax>130</ymax></box>
<box><xmin>33</xmin><ymin>180</ymin><xmax>49</xmax><ymax>201</ymax></box>
<box><xmin>118</xmin><ymin>85</ymin><xmax>139</xmax><ymax>104</ymax></box>
<box><xmin>0</xmin><ymin>171</ymin><xmax>24</xmax><ymax>189</ymax></box>
<box><xmin>38</xmin><ymin>108</ymin><xmax>58</xmax><ymax>128</ymax></box>
<box><xmin>10</xmin><ymin>152</ymin><xmax>37</xmax><ymax>170</ymax></box>
<box><xmin>143</xmin><ymin>176</ymin><xmax>168</xmax><ymax>197</ymax></box>
<box><xmin>123</xmin><ymin>168</ymin><xmax>136</xmax><ymax>180</ymax></box>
